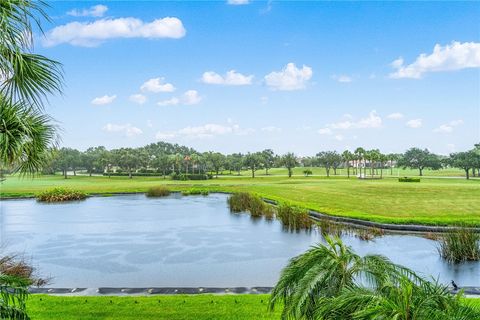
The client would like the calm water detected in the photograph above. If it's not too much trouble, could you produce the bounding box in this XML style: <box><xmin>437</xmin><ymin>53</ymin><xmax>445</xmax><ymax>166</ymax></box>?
<box><xmin>0</xmin><ymin>194</ymin><xmax>478</xmax><ymax>287</ymax></box>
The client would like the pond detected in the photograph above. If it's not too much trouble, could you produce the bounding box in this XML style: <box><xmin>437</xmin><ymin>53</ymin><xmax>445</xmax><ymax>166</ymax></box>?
<box><xmin>0</xmin><ymin>193</ymin><xmax>478</xmax><ymax>288</ymax></box>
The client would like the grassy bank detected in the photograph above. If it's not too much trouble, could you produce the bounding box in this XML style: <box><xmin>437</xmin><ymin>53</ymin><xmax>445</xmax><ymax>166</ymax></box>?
<box><xmin>1</xmin><ymin>174</ymin><xmax>479</xmax><ymax>226</ymax></box>
<box><xmin>27</xmin><ymin>294</ymin><xmax>279</xmax><ymax>320</ymax></box>
<box><xmin>26</xmin><ymin>294</ymin><xmax>480</xmax><ymax>319</ymax></box>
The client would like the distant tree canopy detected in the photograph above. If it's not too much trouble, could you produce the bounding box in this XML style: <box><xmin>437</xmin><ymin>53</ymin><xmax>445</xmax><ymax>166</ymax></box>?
<box><xmin>397</xmin><ymin>148</ymin><xmax>442</xmax><ymax>176</ymax></box>
<box><xmin>41</xmin><ymin>141</ymin><xmax>480</xmax><ymax>180</ymax></box>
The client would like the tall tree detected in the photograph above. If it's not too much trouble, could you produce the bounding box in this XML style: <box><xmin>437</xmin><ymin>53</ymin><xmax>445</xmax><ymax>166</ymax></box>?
<box><xmin>342</xmin><ymin>150</ymin><xmax>353</xmax><ymax>178</ymax></box>
<box><xmin>205</xmin><ymin>151</ymin><xmax>224</xmax><ymax>178</ymax></box>
<box><xmin>243</xmin><ymin>152</ymin><xmax>262</xmax><ymax>178</ymax></box>
<box><xmin>316</xmin><ymin>151</ymin><xmax>340</xmax><ymax>177</ymax></box>
<box><xmin>261</xmin><ymin>149</ymin><xmax>275</xmax><ymax>175</ymax></box>
<box><xmin>281</xmin><ymin>152</ymin><xmax>298</xmax><ymax>178</ymax></box>
<box><xmin>398</xmin><ymin>148</ymin><xmax>441</xmax><ymax>176</ymax></box>
<box><xmin>450</xmin><ymin>150</ymin><xmax>478</xmax><ymax>180</ymax></box>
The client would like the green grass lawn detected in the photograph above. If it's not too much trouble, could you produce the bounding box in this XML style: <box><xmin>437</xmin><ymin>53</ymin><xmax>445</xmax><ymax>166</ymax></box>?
<box><xmin>27</xmin><ymin>294</ymin><xmax>280</xmax><ymax>320</ymax></box>
<box><xmin>25</xmin><ymin>294</ymin><xmax>480</xmax><ymax>319</ymax></box>
<box><xmin>1</xmin><ymin>173</ymin><xmax>479</xmax><ymax>226</ymax></box>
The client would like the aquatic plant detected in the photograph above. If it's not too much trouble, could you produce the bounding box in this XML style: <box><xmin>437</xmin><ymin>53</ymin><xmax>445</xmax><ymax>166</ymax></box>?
<box><xmin>276</xmin><ymin>203</ymin><xmax>313</xmax><ymax>231</ymax></box>
<box><xmin>36</xmin><ymin>187</ymin><xmax>86</xmax><ymax>202</ymax></box>
<box><xmin>438</xmin><ymin>227</ymin><xmax>480</xmax><ymax>263</ymax></box>
<box><xmin>181</xmin><ymin>189</ymin><xmax>209</xmax><ymax>196</ymax></box>
<box><xmin>146</xmin><ymin>186</ymin><xmax>171</xmax><ymax>197</ymax></box>
<box><xmin>227</xmin><ymin>192</ymin><xmax>274</xmax><ymax>218</ymax></box>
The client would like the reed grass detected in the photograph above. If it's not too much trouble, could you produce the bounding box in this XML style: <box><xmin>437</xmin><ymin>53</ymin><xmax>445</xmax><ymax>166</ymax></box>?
<box><xmin>227</xmin><ymin>192</ymin><xmax>274</xmax><ymax>218</ymax></box>
<box><xmin>438</xmin><ymin>227</ymin><xmax>480</xmax><ymax>263</ymax></box>
<box><xmin>181</xmin><ymin>188</ymin><xmax>209</xmax><ymax>196</ymax></box>
<box><xmin>36</xmin><ymin>187</ymin><xmax>86</xmax><ymax>202</ymax></box>
<box><xmin>276</xmin><ymin>203</ymin><xmax>313</xmax><ymax>231</ymax></box>
<box><xmin>146</xmin><ymin>186</ymin><xmax>171</xmax><ymax>197</ymax></box>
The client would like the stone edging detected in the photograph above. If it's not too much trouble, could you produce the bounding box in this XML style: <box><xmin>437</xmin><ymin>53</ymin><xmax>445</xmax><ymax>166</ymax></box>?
<box><xmin>261</xmin><ymin>199</ymin><xmax>480</xmax><ymax>234</ymax></box>
<box><xmin>28</xmin><ymin>286</ymin><xmax>478</xmax><ymax>296</ymax></box>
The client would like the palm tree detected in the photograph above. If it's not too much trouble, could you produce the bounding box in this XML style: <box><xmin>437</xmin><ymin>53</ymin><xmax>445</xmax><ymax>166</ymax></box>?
<box><xmin>0</xmin><ymin>0</ymin><xmax>63</xmax><ymax>175</ymax></box>
<box><xmin>0</xmin><ymin>274</ymin><xmax>30</xmax><ymax>319</ymax></box>
<box><xmin>269</xmin><ymin>236</ymin><xmax>421</xmax><ymax>319</ymax></box>
<box><xmin>342</xmin><ymin>150</ymin><xmax>353</xmax><ymax>178</ymax></box>
<box><xmin>354</xmin><ymin>147</ymin><xmax>365</xmax><ymax>177</ymax></box>
<box><xmin>1</xmin><ymin>2</ymin><xmax>63</xmax><ymax>318</ymax></box>
<box><xmin>270</xmin><ymin>237</ymin><xmax>479</xmax><ymax>320</ymax></box>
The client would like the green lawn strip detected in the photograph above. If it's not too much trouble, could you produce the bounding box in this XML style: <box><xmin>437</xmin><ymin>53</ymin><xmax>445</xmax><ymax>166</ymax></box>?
<box><xmin>1</xmin><ymin>174</ymin><xmax>479</xmax><ymax>226</ymax></box>
<box><xmin>27</xmin><ymin>294</ymin><xmax>279</xmax><ymax>320</ymax></box>
<box><xmin>26</xmin><ymin>295</ymin><xmax>480</xmax><ymax>319</ymax></box>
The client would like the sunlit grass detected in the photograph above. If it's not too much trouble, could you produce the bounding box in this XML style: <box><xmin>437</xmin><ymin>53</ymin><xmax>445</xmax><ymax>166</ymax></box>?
<box><xmin>1</xmin><ymin>174</ymin><xmax>479</xmax><ymax>226</ymax></box>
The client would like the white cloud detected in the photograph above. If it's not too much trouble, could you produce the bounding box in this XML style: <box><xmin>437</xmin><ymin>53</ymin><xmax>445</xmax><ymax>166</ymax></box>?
<box><xmin>43</xmin><ymin>17</ymin><xmax>186</xmax><ymax>47</ymax></box>
<box><xmin>146</xmin><ymin>120</ymin><xmax>153</xmax><ymax>128</ymax></box>
<box><xmin>433</xmin><ymin>119</ymin><xmax>464</xmax><ymax>133</ymax></box>
<box><xmin>67</xmin><ymin>4</ymin><xmax>108</xmax><ymax>17</ymax></box>
<box><xmin>156</xmin><ymin>123</ymin><xmax>254</xmax><ymax>140</ymax></box>
<box><xmin>264</xmin><ymin>63</ymin><xmax>313</xmax><ymax>91</ymax></box>
<box><xmin>317</xmin><ymin>128</ymin><xmax>332</xmax><ymax>135</ymax></box>
<box><xmin>261</xmin><ymin>126</ymin><xmax>282</xmax><ymax>133</ymax></box>
<box><xmin>328</xmin><ymin>111</ymin><xmax>382</xmax><ymax>130</ymax></box>
<box><xmin>387</xmin><ymin>112</ymin><xmax>404</xmax><ymax>120</ymax></box>
<box><xmin>91</xmin><ymin>94</ymin><xmax>116</xmax><ymax>105</ymax></box>
<box><xmin>141</xmin><ymin>78</ymin><xmax>175</xmax><ymax>93</ymax></box>
<box><xmin>390</xmin><ymin>41</ymin><xmax>480</xmax><ymax>79</ymax></box>
<box><xmin>406</xmin><ymin>119</ymin><xmax>422</xmax><ymax>128</ymax></box>
<box><xmin>129</xmin><ymin>94</ymin><xmax>147</xmax><ymax>105</ymax></box>
<box><xmin>332</xmin><ymin>74</ymin><xmax>353</xmax><ymax>83</ymax></box>
<box><xmin>157</xmin><ymin>90</ymin><xmax>202</xmax><ymax>106</ymax></box>
<box><xmin>335</xmin><ymin>134</ymin><xmax>344</xmax><ymax>141</ymax></box>
<box><xmin>227</xmin><ymin>0</ymin><xmax>250</xmax><ymax>4</ymax></box>
<box><xmin>102</xmin><ymin>123</ymin><xmax>142</xmax><ymax>137</ymax></box>
<box><xmin>182</xmin><ymin>90</ymin><xmax>202</xmax><ymax>105</ymax></box>
<box><xmin>201</xmin><ymin>70</ymin><xmax>253</xmax><ymax>85</ymax></box>
<box><xmin>157</xmin><ymin>97</ymin><xmax>180</xmax><ymax>106</ymax></box>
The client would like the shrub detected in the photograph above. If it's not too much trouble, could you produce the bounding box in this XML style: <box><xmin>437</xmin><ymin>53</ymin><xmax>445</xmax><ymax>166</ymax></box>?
<box><xmin>146</xmin><ymin>186</ymin><xmax>171</xmax><ymax>197</ymax></box>
<box><xmin>227</xmin><ymin>192</ymin><xmax>274</xmax><ymax>219</ymax></box>
<box><xmin>171</xmin><ymin>173</ymin><xmax>210</xmax><ymax>180</ymax></box>
<box><xmin>303</xmin><ymin>169</ymin><xmax>313</xmax><ymax>177</ymax></box>
<box><xmin>398</xmin><ymin>177</ymin><xmax>421</xmax><ymax>182</ymax></box>
<box><xmin>36</xmin><ymin>188</ymin><xmax>87</xmax><ymax>202</ymax></box>
<box><xmin>276</xmin><ymin>203</ymin><xmax>313</xmax><ymax>231</ymax></box>
<box><xmin>0</xmin><ymin>255</ymin><xmax>48</xmax><ymax>287</ymax></box>
<box><xmin>438</xmin><ymin>227</ymin><xmax>480</xmax><ymax>263</ymax></box>
<box><xmin>181</xmin><ymin>189</ymin><xmax>209</xmax><ymax>196</ymax></box>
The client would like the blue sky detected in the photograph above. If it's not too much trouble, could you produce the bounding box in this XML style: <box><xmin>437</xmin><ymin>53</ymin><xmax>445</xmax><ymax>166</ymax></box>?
<box><xmin>38</xmin><ymin>1</ymin><xmax>480</xmax><ymax>155</ymax></box>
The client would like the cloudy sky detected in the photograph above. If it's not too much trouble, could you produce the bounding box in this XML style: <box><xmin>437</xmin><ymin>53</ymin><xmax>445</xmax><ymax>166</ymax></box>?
<box><xmin>39</xmin><ymin>1</ymin><xmax>479</xmax><ymax>155</ymax></box>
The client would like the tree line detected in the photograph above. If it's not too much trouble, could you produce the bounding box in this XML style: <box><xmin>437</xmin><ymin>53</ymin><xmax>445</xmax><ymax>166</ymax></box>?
<box><xmin>42</xmin><ymin>142</ymin><xmax>480</xmax><ymax>180</ymax></box>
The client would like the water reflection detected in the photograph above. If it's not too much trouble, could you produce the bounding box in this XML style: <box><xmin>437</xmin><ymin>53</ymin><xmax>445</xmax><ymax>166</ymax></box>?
<box><xmin>1</xmin><ymin>194</ymin><xmax>478</xmax><ymax>288</ymax></box>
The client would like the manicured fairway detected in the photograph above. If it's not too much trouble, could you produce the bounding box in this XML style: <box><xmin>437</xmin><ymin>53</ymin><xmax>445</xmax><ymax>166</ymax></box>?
<box><xmin>1</xmin><ymin>173</ymin><xmax>479</xmax><ymax>226</ymax></box>
<box><xmin>28</xmin><ymin>294</ymin><xmax>280</xmax><ymax>320</ymax></box>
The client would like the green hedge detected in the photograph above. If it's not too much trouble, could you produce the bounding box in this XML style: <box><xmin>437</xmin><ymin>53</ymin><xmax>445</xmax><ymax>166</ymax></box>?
<box><xmin>171</xmin><ymin>173</ymin><xmax>211</xmax><ymax>180</ymax></box>
<box><xmin>398</xmin><ymin>177</ymin><xmax>421</xmax><ymax>182</ymax></box>
<box><xmin>103</xmin><ymin>172</ymin><xmax>165</xmax><ymax>177</ymax></box>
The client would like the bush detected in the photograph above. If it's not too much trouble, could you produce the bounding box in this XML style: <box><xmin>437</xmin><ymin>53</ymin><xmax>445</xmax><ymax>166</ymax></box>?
<box><xmin>146</xmin><ymin>186</ymin><xmax>171</xmax><ymax>197</ymax></box>
<box><xmin>36</xmin><ymin>188</ymin><xmax>87</xmax><ymax>202</ymax></box>
<box><xmin>181</xmin><ymin>189</ymin><xmax>209</xmax><ymax>196</ymax></box>
<box><xmin>276</xmin><ymin>203</ymin><xmax>313</xmax><ymax>231</ymax></box>
<box><xmin>438</xmin><ymin>227</ymin><xmax>480</xmax><ymax>263</ymax></box>
<box><xmin>0</xmin><ymin>255</ymin><xmax>48</xmax><ymax>286</ymax></box>
<box><xmin>171</xmin><ymin>173</ymin><xmax>210</xmax><ymax>180</ymax></box>
<box><xmin>103</xmin><ymin>172</ymin><xmax>164</xmax><ymax>177</ymax></box>
<box><xmin>227</xmin><ymin>192</ymin><xmax>274</xmax><ymax>219</ymax></box>
<box><xmin>398</xmin><ymin>177</ymin><xmax>420</xmax><ymax>182</ymax></box>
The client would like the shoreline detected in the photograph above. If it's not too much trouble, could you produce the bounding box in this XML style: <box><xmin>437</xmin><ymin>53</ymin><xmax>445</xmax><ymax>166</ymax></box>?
<box><xmin>2</xmin><ymin>191</ymin><xmax>479</xmax><ymax>233</ymax></box>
